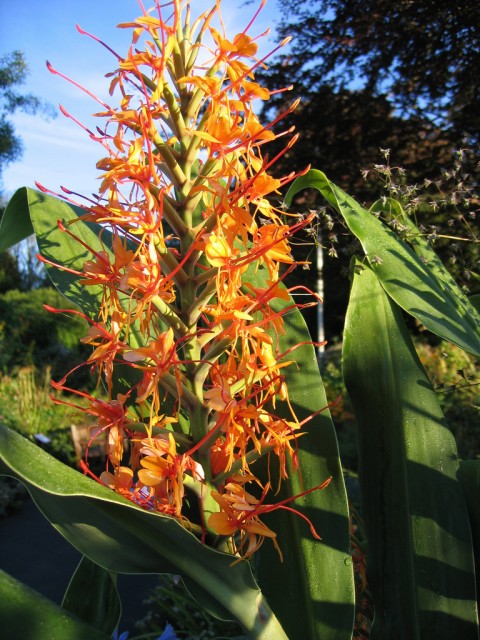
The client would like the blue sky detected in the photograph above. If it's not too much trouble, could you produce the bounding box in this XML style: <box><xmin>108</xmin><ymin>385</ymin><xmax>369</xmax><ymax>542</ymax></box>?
<box><xmin>1</xmin><ymin>0</ymin><xmax>281</xmax><ymax>200</ymax></box>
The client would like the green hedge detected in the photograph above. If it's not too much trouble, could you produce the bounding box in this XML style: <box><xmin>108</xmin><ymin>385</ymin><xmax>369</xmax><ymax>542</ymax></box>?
<box><xmin>0</xmin><ymin>287</ymin><xmax>88</xmax><ymax>382</ymax></box>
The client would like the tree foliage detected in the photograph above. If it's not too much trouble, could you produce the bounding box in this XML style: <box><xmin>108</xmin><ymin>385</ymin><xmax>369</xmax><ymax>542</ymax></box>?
<box><xmin>0</xmin><ymin>287</ymin><xmax>88</xmax><ymax>381</ymax></box>
<box><xmin>0</xmin><ymin>51</ymin><xmax>55</xmax><ymax>191</ymax></box>
<box><xmin>0</xmin><ymin>52</ymin><xmax>54</xmax><ymax>287</ymax></box>
<box><xmin>258</xmin><ymin>0</ymin><xmax>479</xmax><ymax>337</ymax></box>
<box><xmin>270</xmin><ymin>0</ymin><xmax>480</xmax><ymax>140</ymax></box>
<box><xmin>0</xmin><ymin>251</ymin><xmax>21</xmax><ymax>294</ymax></box>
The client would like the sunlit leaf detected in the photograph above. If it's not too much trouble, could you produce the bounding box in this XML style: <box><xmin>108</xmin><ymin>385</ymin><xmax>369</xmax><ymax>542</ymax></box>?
<box><xmin>245</xmin><ymin>267</ymin><xmax>355</xmax><ymax>640</ymax></box>
<box><xmin>285</xmin><ymin>170</ymin><xmax>480</xmax><ymax>357</ymax></box>
<box><xmin>343</xmin><ymin>261</ymin><xmax>478</xmax><ymax>638</ymax></box>
<box><xmin>0</xmin><ymin>569</ymin><xmax>110</xmax><ymax>639</ymax></box>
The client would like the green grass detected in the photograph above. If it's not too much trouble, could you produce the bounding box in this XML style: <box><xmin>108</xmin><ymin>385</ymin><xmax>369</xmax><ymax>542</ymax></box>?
<box><xmin>0</xmin><ymin>365</ymin><xmax>90</xmax><ymax>467</ymax></box>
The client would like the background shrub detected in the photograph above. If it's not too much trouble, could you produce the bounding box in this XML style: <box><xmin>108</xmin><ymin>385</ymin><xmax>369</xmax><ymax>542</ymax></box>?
<box><xmin>0</xmin><ymin>287</ymin><xmax>90</xmax><ymax>385</ymax></box>
<box><xmin>320</xmin><ymin>336</ymin><xmax>479</xmax><ymax>469</ymax></box>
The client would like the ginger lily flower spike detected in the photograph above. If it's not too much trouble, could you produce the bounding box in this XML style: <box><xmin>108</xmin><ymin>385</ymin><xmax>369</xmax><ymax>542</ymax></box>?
<box><xmin>42</xmin><ymin>0</ymin><xmax>331</xmax><ymax>561</ymax></box>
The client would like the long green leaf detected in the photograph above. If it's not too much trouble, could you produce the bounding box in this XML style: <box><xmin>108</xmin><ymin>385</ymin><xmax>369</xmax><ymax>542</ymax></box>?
<box><xmin>0</xmin><ymin>569</ymin><xmax>110</xmax><ymax>639</ymax></box>
<box><xmin>62</xmin><ymin>556</ymin><xmax>121</xmax><ymax>635</ymax></box>
<box><xmin>458</xmin><ymin>460</ymin><xmax>480</xmax><ymax>609</ymax></box>
<box><xmin>343</xmin><ymin>261</ymin><xmax>479</xmax><ymax>639</ymax></box>
<box><xmin>285</xmin><ymin>170</ymin><xmax>480</xmax><ymax>357</ymax></box>
<box><xmin>251</xmin><ymin>271</ymin><xmax>355</xmax><ymax>639</ymax></box>
<box><xmin>0</xmin><ymin>188</ymin><xmax>34</xmax><ymax>250</ymax></box>
<box><xmin>0</xmin><ymin>425</ymin><xmax>287</xmax><ymax>640</ymax></box>
<box><xmin>369</xmin><ymin>197</ymin><xmax>468</xmax><ymax>296</ymax></box>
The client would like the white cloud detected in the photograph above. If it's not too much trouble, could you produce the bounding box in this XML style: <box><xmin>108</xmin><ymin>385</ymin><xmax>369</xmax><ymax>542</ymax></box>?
<box><xmin>3</xmin><ymin>113</ymin><xmax>105</xmax><ymax>197</ymax></box>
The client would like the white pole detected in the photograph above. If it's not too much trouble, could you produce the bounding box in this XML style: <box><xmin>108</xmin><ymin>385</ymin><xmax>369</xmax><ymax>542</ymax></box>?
<box><xmin>316</xmin><ymin>229</ymin><xmax>325</xmax><ymax>363</ymax></box>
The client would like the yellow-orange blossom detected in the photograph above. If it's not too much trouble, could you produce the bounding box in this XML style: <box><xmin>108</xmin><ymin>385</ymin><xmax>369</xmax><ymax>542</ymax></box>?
<box><xmin>46</xmin><ymin>0</ymin><xmax>329</xmax><ymax>559</ymax></box>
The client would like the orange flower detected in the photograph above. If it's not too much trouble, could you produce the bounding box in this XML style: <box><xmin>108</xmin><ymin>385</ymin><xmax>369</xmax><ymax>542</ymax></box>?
<box><xmin>209</xmin><ymin>474</ymin><xmax>331</xmax><ymax>560</ymax></box>
<box><xmin>80</xmin><ymin>311</ymin><xmax>126</xmax><ymax>392</ymax></box>
<box><xmin>123</xmin><ymin>327</ymin><xmax>184</xmax><ymax>416</ymax></box>
<box><xmin>137</xmin><ymin>433</ymin><xmax>204</xmax><ymax>516</ymax></box>
<box><xmin>209</xmin><ymin>475</ymin><xmax>280</xmax><ymax>560</ymax></box>
<box><xmin>204</xmin><ymin>232</ymin><xmax>234</xmax><ymax>267</ymax></box>
<box><xmin>100</xmin><ymin>466</ymin><xmax>134</xmax><ymax>497</ymax></box>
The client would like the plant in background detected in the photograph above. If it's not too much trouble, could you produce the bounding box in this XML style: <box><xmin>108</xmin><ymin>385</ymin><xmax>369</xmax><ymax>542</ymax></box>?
<box><xmin>0</xmin><ymin>476</ymin><xmax>27</xmax><ymax>518</ymax></box>
<box><xmin>362</xmin><ymin>145</ymin><xmax>480</xmax><ymax>291</ymax></box>
<box><xmin>0</xmin><ymin>1</ymin><xmax>479</xmax><ymax>639</ymax></box>
<box><xmin>135</xmin><ymin>574</ymin><xmax>242</xmax><ymax>639</ymax></box>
